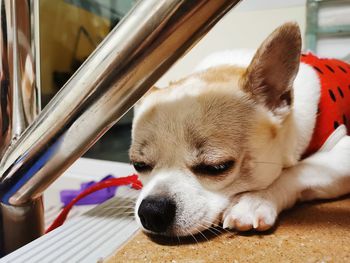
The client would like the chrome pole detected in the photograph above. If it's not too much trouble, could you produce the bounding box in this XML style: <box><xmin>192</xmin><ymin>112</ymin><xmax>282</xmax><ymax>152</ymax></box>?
<box><xmin>0</xmin><ymin>0</ymin><xmax>241</xmax><ymax>254</ymax></box>
<box><xmin>0</xmin><ymin>0</ymin><xmax>40</xmax><ymax>157</ymax></box>
<box><xmin>0</xmin><ymin>0</ymin><xmax>41</xmax><ymax>254</ymax></box>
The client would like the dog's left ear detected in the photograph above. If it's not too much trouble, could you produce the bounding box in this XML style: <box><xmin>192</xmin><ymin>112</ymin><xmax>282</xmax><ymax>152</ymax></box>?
<box><xmin>243</xmin><ymin>22</ymin><xmax>301</xmax><ymax>113</ymax></box>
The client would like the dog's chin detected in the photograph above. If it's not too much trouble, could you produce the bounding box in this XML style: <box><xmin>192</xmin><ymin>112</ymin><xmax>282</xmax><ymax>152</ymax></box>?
<box><xmin>136</xmin><ymin>209</ymin><xmax>224</xmax><ymax>237</ymax></box>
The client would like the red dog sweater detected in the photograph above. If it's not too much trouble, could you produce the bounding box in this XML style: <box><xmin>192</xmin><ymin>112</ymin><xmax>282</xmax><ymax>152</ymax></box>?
<box><xmin>301</xmin><ymin>53</ymin><xmax>350</xmax><ymax>157</ymax></box>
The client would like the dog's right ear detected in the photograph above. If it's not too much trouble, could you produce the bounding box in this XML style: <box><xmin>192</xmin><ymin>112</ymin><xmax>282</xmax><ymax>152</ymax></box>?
<box><xmin>242</xmin><ymin>22</ymin><xmax>301</xmax><ymax>114</ymax></box>
<box><xmin>134</xmin><ymin>86</ymin><xmax>160</xmax><ymax>113</ymax></box>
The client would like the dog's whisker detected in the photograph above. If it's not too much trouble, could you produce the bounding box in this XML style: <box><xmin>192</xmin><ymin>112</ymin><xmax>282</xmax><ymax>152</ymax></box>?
<box><xmin>101</xmin><ymin>209</ymin><xmax>135</xmax><ymax>213</ymax></box>
<box><xmin>202</xmin><ymin>219</ymin><xmax>231</xmax><ymax>234</ymax></box>
<box><xmin>201</xmin><ymin>218</ymin><xmax>219</xmax><ymax>227</ymax></box>
<box><xmin>176</xmin><ymin>235</ymin><xmax>181</xmax><ymax>245</ymax></box>
<box><xmin>205</xmin><ymin>226</ymin><xmax>221</xmax><ymax>237</ymax></box>
<box><xmin>100</xmin><ymin>208</ymin><xmax>136</xmax><ymax>215</ymax></box>
<box><xmin>196</xmin><ymin>221</ymin><xmax>211</xmax><ymax>230</ymax></box>
<box><xmin>214</xmin><ymin>226</ymin><xmax>231</xmax><ymax>235</ymax></box>
<box><xmin>101</xmin><ymin>206</ymin><xmax>135</xmax><ymax>210</ymax></box>
<box><xmin>194</xmin><ymin>223</ymin><xmax>210</xmax><ymax>242</ymax></box>
<box><xmin>185</xmin><ymin>229</ymin><xmax>199</xmax><ymax>244</ymax></box>
<box><xmin>101</xmin><ymin>207</ymin><xmax>134</xmax><ymax>211</ymax></box>
<box><xmin>194</xmin><ymin>226</ymin><xmax>207</xmax><ymax>242</ymax></box>
<box><xmin>207</xmin><ymin>224</ymin><xmax>224</xmax><ymax>234</ymax></box>
<box><xmin>202</xmin><ymin>222</ymin><xmax>223</xmax><ymax>234</ymax></box>
<box><xmin>109</xmin><ymin>211</ymin><xmax>135</xmax><ymax>214</ymax></box>
<box><xmin>107</xmin><ymin>212</ymin><xmax>135</xmax><ymax>217</ymax></box>
<box><xmin>107</xmin><ymin>204</ymin><xmax>136</xmax><ymax>207</ymax></box>
<box><xmin>252</xmin><ymin>161</ymin><xmax>282</xmax><ymax>166</ymax></box>
<box><xmin>196</xmin><ymin>222</ymin><xmax>221</xmax><ymax>238</ymax></box>
<box><xmin>187</xmin><ymin>221</ymin><xmax>221</xmax><ymax>239</ymax></box>
<box><xmin>215</xmin><ymin>226</ymin><xmax>232</xmax><ymax>235</ymax></box>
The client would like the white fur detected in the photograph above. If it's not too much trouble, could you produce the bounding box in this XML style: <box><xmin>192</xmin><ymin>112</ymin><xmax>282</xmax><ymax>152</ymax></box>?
<box><xmin>205</xmin><ymin>51</ymin><xmax>349</xmax><ymax>231</ymax></box>
<box><xmin>136</xmin><ymin>169</ymin><xmax>229</xmax><ymax>235</ymax></box>
<box><xmin>291</xmin><ymin>63</ymin><xmax>321</xmax><ymax>159</ymax></box>
<box><xmin>223</xmin><ymin>134</ymin><xmax>350</xmax><ymax>230</ymax></box>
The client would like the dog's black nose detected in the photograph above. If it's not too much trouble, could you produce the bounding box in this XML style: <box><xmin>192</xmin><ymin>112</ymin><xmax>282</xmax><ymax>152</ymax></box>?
<box><xmin>138</xmin><ymin>196</ymin><xmax>176</xmax><ymax>233</ymax></box>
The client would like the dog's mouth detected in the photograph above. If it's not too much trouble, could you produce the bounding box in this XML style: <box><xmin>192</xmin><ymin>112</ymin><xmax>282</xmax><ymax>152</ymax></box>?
<box><xmin>145</xmin><ymin>224</ymin><xmax>228</xmax><ymax>245</ymax></box>
<box><xmin>139</xmin><ymin>213</ymin><xmax>228</xmax><ymax>246</ymax></box>
<box><xmin>141</xmin><ymin>216</ymin><xmax>224</xmax><ymax>239</ymax></box>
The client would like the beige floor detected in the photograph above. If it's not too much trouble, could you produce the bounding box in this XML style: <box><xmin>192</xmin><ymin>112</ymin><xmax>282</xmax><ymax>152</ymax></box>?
<box><xmin>107</xmin><ymin>197</ymin><xmax>350</xmax><ymax>263</ymax></box>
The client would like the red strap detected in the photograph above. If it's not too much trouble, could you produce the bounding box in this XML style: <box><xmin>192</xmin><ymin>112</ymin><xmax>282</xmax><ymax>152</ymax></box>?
<box><xmin>45</xmin><ymin>174</ymin><xmax>143</xmax><ymax>233</ymax></box>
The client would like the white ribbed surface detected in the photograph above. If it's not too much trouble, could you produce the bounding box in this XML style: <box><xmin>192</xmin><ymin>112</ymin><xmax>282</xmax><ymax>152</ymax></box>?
<box><xmin>1</xmin><ymin>187</ymin><xmax>140</xmax><ymax>263</ymax></box>
<box><xmin>44</xmin><ymin>203</ymin><xmax>97</xmax><ymax>229</ymax></box>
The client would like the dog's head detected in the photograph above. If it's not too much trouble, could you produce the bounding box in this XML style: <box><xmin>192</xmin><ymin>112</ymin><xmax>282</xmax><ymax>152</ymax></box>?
<box><xmin>130</xmin><ymin>23</ymin><xmax>301</xmax><ymax>236</ymax></box>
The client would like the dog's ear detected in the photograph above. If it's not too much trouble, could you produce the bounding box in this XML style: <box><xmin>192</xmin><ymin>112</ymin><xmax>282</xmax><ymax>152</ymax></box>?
<box><xmin>243</xmin><ymin>22</ymin><xmax>301</xmax><ymax>113</ymax></box>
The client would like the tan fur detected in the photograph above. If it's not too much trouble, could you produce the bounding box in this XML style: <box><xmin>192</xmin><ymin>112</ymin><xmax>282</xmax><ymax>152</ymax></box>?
<box><xmin>197</xmin><ymin>65</ymin><xmax>245</xmax><ymax>84</ymax></box>
<box><xmin>131</xmin><ymin>23</ymin><xmax>312</xmax><ymax>236</ymax></box>
<box><xmin>131</xmin><ymin>60</ymin><xmax>286</xmax><ymax>192</ymax></box>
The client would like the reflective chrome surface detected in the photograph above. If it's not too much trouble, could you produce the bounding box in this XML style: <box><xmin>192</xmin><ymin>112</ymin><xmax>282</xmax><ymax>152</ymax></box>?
<box><xmin>0</xmin><ymin>0</ymin><xmax>240</xmax><ymax>254</ymax></box>
<box><xmin>0</xmin><ymin>0</ymin><xmax>40</xmax><ymax>155</ymax></box>
<box><xmin>0</xmin><ymin>0</ymin><xmax>41</xmax><ymax>254</ymax></box>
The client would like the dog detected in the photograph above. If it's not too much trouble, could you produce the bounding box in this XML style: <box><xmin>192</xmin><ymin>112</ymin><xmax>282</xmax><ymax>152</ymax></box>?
<box><xmin>129</xmin><ymin>22</ymin><xmax>350</xmax><ymax>237</ymax></box>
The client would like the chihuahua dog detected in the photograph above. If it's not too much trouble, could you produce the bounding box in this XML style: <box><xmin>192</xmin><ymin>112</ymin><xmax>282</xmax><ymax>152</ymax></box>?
<box><xmin>130</xmin><ymin>22</ymin><xmax>350</xmax><ymax>236</ymax></box>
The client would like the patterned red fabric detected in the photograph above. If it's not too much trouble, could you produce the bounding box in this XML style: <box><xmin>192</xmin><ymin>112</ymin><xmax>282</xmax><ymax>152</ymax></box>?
<box><xmin>301</xmin><ymin>53</ymin><xmax>350</xmax><ymax>157</ymax></box>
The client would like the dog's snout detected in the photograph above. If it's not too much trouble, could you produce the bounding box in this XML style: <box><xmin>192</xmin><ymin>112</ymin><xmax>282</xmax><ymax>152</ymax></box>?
<box><xmin>138</xmin><ymin>196</ymin><xmax>176</xmax><ymax>233</ymax></box>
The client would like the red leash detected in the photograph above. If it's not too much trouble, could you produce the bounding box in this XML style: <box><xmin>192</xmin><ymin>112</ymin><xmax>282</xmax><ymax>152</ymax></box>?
<box><xmin>46</xmin><ymin>174</ymin><xmax>143</xmax><ymax>233</ymax></box>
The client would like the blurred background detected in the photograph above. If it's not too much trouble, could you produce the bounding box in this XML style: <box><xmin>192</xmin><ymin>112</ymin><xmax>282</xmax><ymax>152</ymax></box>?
<box><xmin>40</xmin><ymin>0</ymin><xmax>350</xmax><ymax>162</ymax></box>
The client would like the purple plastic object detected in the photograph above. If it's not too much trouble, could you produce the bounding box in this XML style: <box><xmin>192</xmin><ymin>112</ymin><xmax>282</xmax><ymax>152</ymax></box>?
<box><xmin>60</xmin><ymin>175</ymin><xmax>118</xmax><ymax>206</ymax></box>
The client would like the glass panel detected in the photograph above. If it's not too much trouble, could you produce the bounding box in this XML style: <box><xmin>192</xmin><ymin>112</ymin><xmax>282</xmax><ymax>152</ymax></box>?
<box><xmin>40</xmin><ymin>0</ymin><xmax>136</xmax><ymax>162</ymax></box>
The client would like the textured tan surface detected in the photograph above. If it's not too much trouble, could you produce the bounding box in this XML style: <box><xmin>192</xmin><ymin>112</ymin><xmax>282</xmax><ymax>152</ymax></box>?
<box><xmin>107</xmin><ymin>198</ymin><xmax>350</xmax><ymax>263</ymax></box>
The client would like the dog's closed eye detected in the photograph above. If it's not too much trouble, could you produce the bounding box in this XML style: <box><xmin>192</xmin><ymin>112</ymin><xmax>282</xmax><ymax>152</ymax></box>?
<box><xmin>132</xmin><ymin>161</ymin><xmax>153</xmax><ymax>173</ymax></box>
<box><xmin>192</xmin><ymin>160</ymin><xmax>235</xmax><ymax>176</ymax></box>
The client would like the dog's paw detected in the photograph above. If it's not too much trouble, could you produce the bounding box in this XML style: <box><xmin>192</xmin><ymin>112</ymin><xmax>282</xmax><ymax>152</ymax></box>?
<box><xmin>222</xmin><ymin>193</ymin><xmax>278</xmax><ymax>231</ymax></box>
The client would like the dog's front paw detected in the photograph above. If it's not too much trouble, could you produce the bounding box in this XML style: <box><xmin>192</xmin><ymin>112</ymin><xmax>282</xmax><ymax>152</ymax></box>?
<box><xmin>222</xmin><ymin>193</ymin><xmax>278</xmax><ymax>231</ymax></box>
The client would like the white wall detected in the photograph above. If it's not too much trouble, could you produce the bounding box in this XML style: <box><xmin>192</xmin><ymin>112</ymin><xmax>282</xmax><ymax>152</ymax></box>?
<box><xmin>156</xmin><ymin>2</ymin><xmax>306</xmax><ymax>87</ymax></box>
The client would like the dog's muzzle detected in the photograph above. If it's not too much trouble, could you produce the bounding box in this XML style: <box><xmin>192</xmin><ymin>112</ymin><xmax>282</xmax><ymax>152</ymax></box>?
<box><xmin>138</xmin><ymin>196</ymin><xmax>176</xmax><ymax>233</ymax></box>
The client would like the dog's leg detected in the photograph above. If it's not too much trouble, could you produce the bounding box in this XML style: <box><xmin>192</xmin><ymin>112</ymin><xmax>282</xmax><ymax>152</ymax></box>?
<box><xmin>223</xmin><ymin>135</ymin><xmax>350</xmax><ymax>231</ymax></box>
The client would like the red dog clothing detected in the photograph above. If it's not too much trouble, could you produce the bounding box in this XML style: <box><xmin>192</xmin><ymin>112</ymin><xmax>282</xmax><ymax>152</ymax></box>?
<box><xmin>301</xmin><ymin>53</ymin><xmax>350</xmax><ymax>157</ymax></box>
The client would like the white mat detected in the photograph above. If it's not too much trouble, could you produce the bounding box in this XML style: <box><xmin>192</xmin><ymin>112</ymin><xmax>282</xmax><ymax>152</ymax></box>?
<box><xmin>1</xmin><ymin>188</ymin><xmax>139</xmax><ymax>263</ymax></box>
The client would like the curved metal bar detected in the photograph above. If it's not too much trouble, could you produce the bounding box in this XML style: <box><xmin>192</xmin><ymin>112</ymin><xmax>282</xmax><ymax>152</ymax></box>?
<box><xmin>0</xmin><ymin>0</ymin><xmax>241</xmax><ymax>253</ymax></box>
